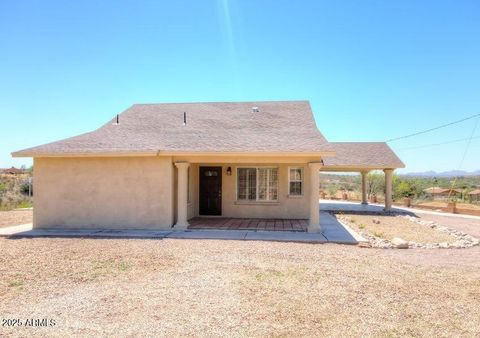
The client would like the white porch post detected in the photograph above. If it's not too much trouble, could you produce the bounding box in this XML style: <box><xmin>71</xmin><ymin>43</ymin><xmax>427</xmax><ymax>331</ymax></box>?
<box><xmin>174</xmin><ymin>162</ymin><xmax>190</xmax><ymax>229</ymax></box>
<box><xmin>308</xmin><ymin>162</ymin><xmax>323</xmax><ymax>233</ymax></box>
<box><xmin>384</xmin><ymin>169</ymin><xmax>393</xmax><ymax>212</ymax></box>
<box><xmin>361</xmin><ymin>171</ymin><xmax>368</xmax><ymax>205</ymax></box>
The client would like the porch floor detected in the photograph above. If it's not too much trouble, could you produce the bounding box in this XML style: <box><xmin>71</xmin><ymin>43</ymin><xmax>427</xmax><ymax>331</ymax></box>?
<box><xmin>188</xmin><ymin>217</ymin><xmax>308</xmax><ymax>232</ymax></box>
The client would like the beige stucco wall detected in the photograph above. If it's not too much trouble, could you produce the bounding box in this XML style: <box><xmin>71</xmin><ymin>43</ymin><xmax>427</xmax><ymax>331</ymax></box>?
<box><xmin>33</xmin><ymin>156</ymin><xmax>174</xmax><ymax>229</ymax></box>
<box><xmin>190</xmin><ymin>162</ymin><xmax>312</xmax><ymax>219</ymax></box>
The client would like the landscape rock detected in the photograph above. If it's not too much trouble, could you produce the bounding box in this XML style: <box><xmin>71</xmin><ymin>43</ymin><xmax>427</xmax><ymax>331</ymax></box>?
<box><xmin>358</xmin><ymin>241</ymin><xmax>372</xmax><ymax>248</ymax></box>
<box><xmin>391</xmin><ymin>237</ymin><xmax>408</xmax><ymax>249</ymax></box>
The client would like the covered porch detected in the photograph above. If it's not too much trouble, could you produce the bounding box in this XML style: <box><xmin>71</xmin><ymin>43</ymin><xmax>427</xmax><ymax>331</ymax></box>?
<box><xmin>172</xmin><ymin>154</ymin><xmax>326</xmax><ymax>233</ymax></box>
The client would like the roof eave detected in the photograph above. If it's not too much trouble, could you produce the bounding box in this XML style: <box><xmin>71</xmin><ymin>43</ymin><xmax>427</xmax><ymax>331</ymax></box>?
<box><xmin>12</xmin><ymin>150</ymin><xmax>336</xmax><ymax>158</ymax></box>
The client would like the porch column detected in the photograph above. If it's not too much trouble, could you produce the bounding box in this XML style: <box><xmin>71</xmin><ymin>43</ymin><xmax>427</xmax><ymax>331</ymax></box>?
<box><xmin>174</xmin><ymin>161</ymin><xmax>190</xmax><ymax>229</ymax></box>
<box><xmin>361</xmin><ymin>171</ymin><xmax>368</xmax><ymax>205</ymax></box>
<box><xmin>308</xmin><ymin>162</ymin><xmax>323</xmax><ymax>233</ymax></box>
<box><xmin>384</xmin><ymin>169</ymin><xmax>393</xmax><ymax>212</ymax></box>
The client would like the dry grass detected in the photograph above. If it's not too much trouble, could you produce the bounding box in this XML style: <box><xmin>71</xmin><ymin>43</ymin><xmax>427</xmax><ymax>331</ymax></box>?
<box><xmin>346</xmin><ymin>214</ymin><xmax>455</xmax><ymax>243</ymax></box>
<box><xmin>0</xmin><ymin>238</ymin><xmax>479</xmax><ymax>337</ymax></box>
<box><xmin>0</xmin><ymin>173</ymin><xmax>32</xmax><ymax>210</ymax></box>
<box><xmin>0</xmin><ymin>209</ymin><xmax>32</xmax><ymax>228</ymax></box>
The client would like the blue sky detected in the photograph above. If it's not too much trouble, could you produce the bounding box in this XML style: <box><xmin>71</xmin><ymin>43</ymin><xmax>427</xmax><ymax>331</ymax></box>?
<box><xmin>1</xmin><ymin>0</ymin><xmax>479</xmax><ymax>173</ymax></box>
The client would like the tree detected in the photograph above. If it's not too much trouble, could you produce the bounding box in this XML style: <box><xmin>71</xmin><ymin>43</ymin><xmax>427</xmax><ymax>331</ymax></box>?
<box><xmin>395</xmin><ymin>181</ymin><xmax>414</xmax><ymax>199</ymax></box>
<box><xmin>366</xmin><ymin>172</ymin><xmax>384</xmax><ymax>198</ymax></box>
<box><xmin>327</xmin><ymin>185</ymin><xmax>338</xmax><ymax>198</ymax></box>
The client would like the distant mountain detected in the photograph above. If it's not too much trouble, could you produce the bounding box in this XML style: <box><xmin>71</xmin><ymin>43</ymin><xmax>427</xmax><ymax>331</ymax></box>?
<box><xmin>403</xmin><ymin>170</ymin><xmax>480</xmax><ymax>177</ymax></box>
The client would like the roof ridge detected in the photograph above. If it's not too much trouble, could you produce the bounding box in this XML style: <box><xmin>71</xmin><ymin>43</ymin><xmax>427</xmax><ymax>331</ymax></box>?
<box><xmin>131</xmin><ymin>100</ymin><xmax>310</xmax><ymax>106</ymax></box>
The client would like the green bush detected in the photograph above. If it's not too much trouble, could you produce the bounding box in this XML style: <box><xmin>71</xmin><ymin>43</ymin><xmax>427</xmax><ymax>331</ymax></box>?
<box><xmin>16</xmin><ymin>200</ymin><xmax>32</xmax><ymax>209</ymax></box>
<box><xmin>20</xmin><ymin>182</ymin><xmax>32</xmax><ymax>196</ymax></box>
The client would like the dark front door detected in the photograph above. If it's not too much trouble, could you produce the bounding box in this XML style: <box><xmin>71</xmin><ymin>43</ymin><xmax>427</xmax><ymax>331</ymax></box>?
<box><xmin>199</xmin><ymin>166</ymin><xmax>222</xmax><ymax>215</ymax></box>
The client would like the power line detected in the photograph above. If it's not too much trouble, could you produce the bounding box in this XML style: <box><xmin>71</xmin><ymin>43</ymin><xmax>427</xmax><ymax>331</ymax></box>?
<box><xmin>397</xmin><ymin>135</ymin><xmax>480</xmax><ymax>150</ymax></box>
<box><xmin>448</xmin><ymin>116</ymin><xmax>479</xmax><ymax>199</ymax></box>
<box><xmin>386</xmin><ymin>113</ymin><xmax>480</xmax><ymax>142</ymax></box>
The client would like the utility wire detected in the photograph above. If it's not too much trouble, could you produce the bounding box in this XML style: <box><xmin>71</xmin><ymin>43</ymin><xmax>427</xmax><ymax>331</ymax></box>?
<box><xmin>448</xmin><ymin>116</ymin><xmax>479</xmax><ymax>200</ymax></box>
<box><xmin>397</xmin><ymin>135</ymin><xmax>480</xmax><ymax>150</ymax></box>
<box><xmin>386</xmin><ymin>113</ymin><xmax>480</xmax><ymax>142</ymax></box>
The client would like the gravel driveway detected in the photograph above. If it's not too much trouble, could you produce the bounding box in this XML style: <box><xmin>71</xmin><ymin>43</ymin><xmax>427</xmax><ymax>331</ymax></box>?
<box><xmin>0</xmin><ymin>236</ymin><xmax>479</xmax><ymax>337</ymax></box>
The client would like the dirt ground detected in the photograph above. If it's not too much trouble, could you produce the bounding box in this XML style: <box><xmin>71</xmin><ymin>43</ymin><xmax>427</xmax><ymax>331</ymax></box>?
<box><xmin>0</xmin><ymin>209</ymin><xmax>32</xmax><ymax>228</ymax></box>
<box><xmin>417</xmin><ymin>201</ymin><xmax>480</xmax><ymax>211</ymax></box>
<box><xmin>0</xmin><ymin>209</ymin><xmax>479</xmax><ymax>337</ymax></box>
<box><xmin>0</xmin><ymin>238</ymin><xmax>479</xmax><ymax>337</ymax></box>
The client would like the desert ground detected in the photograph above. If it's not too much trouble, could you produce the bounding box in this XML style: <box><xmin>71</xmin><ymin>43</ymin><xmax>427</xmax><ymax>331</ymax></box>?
<box><xmin>0</xmin><ymin>210</ymin><xmax>479</xmax><ymax>337</ymax></box>
<box><xmin>0</xmin><ymin>209</ymin><xmax>32</xmax><ymax>228</ymax></box>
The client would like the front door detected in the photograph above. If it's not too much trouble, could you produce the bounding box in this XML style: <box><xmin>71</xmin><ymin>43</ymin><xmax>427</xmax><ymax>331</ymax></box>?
<box><xmin>199</xmin><ymin>167</ymin><xmax>222</xmax><ymax>215</ymax></box>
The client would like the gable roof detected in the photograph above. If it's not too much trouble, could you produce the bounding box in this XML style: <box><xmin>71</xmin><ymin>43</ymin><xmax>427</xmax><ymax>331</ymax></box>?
<box><xmin>12</xmin><ymin>101</ymin><xmax>334</xmax><ymax>156</ymax></box>
<box><xmin>11</xmin><ymin>100</ymin><xmax>405</xmax><ymax>169</ymax></box>
<box><xmin>423</xmin><ymin>187</ymin><xmax>463</xmax><ymax>194</ymax></box>
<box><xmin>322</xmin><ymin>142</ymin><xmax>405</xmax><ymax>169</ymax></box>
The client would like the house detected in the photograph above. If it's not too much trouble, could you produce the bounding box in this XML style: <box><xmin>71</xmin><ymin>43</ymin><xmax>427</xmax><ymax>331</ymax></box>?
<box><xmin>12</xmin><ymin>101</ymin><xmax>404</xmax><ymax>232</ymax></box>
<box><xmin>1</xmin><ymin>166</ymin><xmax>25</xmax><ymax>175</ymax></box>
<box><xmin>468</xmin><ymin>189</ymin><xmax>480</xmax><ymax>202</ymax></box>
<box><xmin>423</xmin><ymin>187</ymin><xmax>463</xmax><ymax>200</ymax></box>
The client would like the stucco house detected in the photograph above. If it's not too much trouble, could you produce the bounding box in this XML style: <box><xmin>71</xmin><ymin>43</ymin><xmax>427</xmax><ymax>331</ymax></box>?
<box><xmin>12</xmin><ymin>101</ymin><xmax>404</xmax><ymax>232</ymax></box>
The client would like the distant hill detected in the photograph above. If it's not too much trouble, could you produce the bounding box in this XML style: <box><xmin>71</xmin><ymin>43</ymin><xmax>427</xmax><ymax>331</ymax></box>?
<box><xmin>404</xmin><ymin>170</ymin><xmax>480</xmax><ymax>177</ymax></box>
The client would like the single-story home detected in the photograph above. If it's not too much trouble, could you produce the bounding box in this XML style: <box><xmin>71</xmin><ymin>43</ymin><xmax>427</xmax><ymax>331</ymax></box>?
<box><xmin>468</xmin><ymin>189</ymin><xmax>480</xmax><ymax>202</ymax></box>
<box><xmin>12</xmin><ymin>101</ymin><xmax>404</xmax><ymax>232</ymax></box>
<box><xmin>423</xmin><ymin>187</ymin><xmax>463</xmax><ymax>199</ymax></box>
<box><xmin>1</xmin><ymin>166</ymin><xmax>25</xmax><ymax>175</ymax></box>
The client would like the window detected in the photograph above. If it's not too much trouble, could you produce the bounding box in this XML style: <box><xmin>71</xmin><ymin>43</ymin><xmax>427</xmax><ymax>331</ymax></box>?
<box><xmin>237</xmin><ymin>168</ymin><xmax>256</xmax><ymax>200</ymax></box>
<box><xmin>289</xmin><ymin>167</ymin><xmax>303</xmax><ymax>196</ymax></box>
<box><xmin>237</xmin><ymin>167</ymin><xmax>278</xmax><ymax>201</ymax></box>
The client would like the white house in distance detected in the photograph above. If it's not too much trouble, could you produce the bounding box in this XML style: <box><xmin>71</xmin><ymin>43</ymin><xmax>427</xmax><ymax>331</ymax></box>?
<box><xmin>12</xmin><ymin>101</ymin><xmax>404</xmax><ymax>232</ymax></box>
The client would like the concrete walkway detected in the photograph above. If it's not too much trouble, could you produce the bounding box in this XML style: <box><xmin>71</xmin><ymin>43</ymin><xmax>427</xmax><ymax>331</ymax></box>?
<box><xmin>0</xmin><ymin>212</ymin><xmax>361</xmax><ymax>244</ymax></box>
<box><xmin>320</xmin><ymin>199</ymin><xmax>480</xmax><ymax>220</ymax></box>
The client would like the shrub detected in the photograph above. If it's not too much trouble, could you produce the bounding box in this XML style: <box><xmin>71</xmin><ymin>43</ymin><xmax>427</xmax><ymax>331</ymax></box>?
<box><xmin>20</xmin><ymin>182</ymin><xmax>32</xmax><ymax>196</ymax></box>
<box><xmin>16</xmin><ymin>200</ymin><xmax>33</xmax><ymax>209</ymax></box>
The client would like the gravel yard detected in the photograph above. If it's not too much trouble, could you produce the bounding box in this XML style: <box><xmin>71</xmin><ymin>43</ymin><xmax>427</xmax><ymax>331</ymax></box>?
<box><xmin>340</xmin><ymin>213</ymin><xmax>456</xmax><ymax>243</ymax></box>
<box><xmin>1</xmin><ymin>236</ymin><xmax>479</xmax><ymax>337</ymax></box>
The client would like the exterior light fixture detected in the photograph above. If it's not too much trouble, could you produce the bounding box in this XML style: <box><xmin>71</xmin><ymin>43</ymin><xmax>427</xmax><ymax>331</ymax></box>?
<box><xmin>226</xmin><ymin>167</ymin><xmax>232</xmax><ymax>176</ymax></box>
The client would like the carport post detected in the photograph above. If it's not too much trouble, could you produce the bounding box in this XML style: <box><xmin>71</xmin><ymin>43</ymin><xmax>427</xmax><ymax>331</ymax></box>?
<box><xmin>308</xmin><ymin>162</ymin><xmax>323</xmax><ymax>233</ymax></box>
<box><xmin>361</xmin><ymin>171</ymin><xmax>368</xmax><ymax>205</ymax></box>
<box><xmin>384</xmin><ymin>169</ymin><xmax>393</xmax><ymax>211</ymax></box>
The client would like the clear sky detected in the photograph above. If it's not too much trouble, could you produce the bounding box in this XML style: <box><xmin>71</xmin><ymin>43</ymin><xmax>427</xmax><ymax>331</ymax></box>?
<box><xmin>1</xmin><ymin>0</ymin><xmax>479</xmax><ymax>173</ymax></box>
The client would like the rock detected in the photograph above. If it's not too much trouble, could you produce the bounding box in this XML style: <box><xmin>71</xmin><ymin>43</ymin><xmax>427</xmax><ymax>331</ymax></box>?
<box><xmin>358</xmin><ymin>241</ymin><xmax>372</xmax><ymax>248</ymax></box>
<box><xmin>439</xmin><ymin>242</ymin><xmax>449</xmax><ymax>249</ymax></box>
<box><xmin>372</xmin><ymin>218</ymin><xmax>381</xmax><ymax>224</ymax></box>
<box><xmin>392</xmin><ymin>237</ymin><xmax>408</xmax><ymax>249</ymax></box>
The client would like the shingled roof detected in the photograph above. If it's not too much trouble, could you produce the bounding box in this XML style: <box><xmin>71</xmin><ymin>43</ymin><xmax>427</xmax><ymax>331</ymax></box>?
<box><xmin>323</xmin><ymin>142</ymin><xmax>405</xmax><ymax>169</ymax></box>
<box><xmin>12</xmin><ymin>100</ymin><xmax>404</xmax><ymax>169</ymax></box>
<box><xmin>12</xmin><ymin>101</ymin><xmax>333</xmax><ymax>156</ymax></box>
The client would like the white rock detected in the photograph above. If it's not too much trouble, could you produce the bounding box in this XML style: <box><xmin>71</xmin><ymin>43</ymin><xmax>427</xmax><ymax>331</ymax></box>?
<box><xmin>392</xmin><ymin>237</ymin><xmax>408</xmax><ymax>249</ymax></box>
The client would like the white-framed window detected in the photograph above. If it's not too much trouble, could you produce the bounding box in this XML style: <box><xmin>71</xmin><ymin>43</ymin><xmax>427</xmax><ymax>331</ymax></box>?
<box><xmin>288</xmin><ymin>167</ymin><xmax>304</xmax><ymax>196</ymax></box>
<box><xmin>237</xmin><ymin>167</ymin><xmax>278</xmax><ymax>201</ymax></box>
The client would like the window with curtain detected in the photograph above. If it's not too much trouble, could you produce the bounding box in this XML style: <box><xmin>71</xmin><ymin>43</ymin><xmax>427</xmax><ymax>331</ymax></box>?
<box><xmin>289</xmin><ymin>167</ymin><xmax>303</xmax><ymax>196</ymax></box>
<box><xmin>237</xmin><ymin>167</ymin><xmax>278</xmax><ymax>201</ymax></box>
